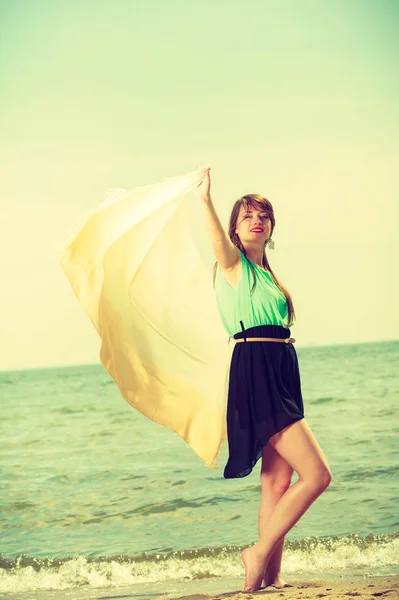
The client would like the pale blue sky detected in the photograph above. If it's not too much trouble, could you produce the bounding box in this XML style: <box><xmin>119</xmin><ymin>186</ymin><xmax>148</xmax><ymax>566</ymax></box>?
<box><xmin>1</xmin><ymin>0</ymin><xmax>398</xmax><ymax>370</ymax></box>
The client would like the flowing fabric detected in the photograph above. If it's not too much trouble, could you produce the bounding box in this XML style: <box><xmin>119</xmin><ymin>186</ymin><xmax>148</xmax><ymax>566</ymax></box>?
<box><xmin>57</xmin><ymin>166</ymin><xmax>233</xmax><ymax>468</ymax></box>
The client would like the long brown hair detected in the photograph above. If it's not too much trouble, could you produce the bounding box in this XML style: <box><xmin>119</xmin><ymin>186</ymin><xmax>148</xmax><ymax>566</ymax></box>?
<box><xmin>212</xmin><ymin>194</ymin><xmax>296</xmax><ymax>328</ymax></box>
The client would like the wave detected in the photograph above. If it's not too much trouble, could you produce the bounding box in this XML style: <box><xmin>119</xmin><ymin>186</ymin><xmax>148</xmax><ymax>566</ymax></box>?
<box><xmin>0</xmin><ymin>532</ymin><xmax>398</xmax><ymax>593</ymax></box>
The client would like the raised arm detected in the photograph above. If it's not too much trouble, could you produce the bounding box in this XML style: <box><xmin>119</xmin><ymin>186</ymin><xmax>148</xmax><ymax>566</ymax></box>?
<box><xmin>194</xmin><ymin>167</ymin><xmax>240</xmax><ymax>270</ymax></box>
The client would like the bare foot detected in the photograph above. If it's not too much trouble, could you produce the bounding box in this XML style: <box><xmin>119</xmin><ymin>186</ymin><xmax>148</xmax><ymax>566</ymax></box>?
<box><xmin>241</xmin><ymin>545</ymin><xmax>266</xmax><ymax>593</ymax></box>
<box><xmin>262</xmin><ymin>571</ymin><xmax>294</xmax><ymax>589</ymax></box>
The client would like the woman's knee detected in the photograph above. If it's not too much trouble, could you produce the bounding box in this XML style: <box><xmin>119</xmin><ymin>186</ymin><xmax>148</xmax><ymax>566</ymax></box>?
<box><xmin>260</xmin><ymin>471</ymin><xmax>292</xmax><ymax>496</ymax></box>
<box><xmin>270</xmin><ymin>419</ymin><xmax>332</xmax><ymax>490</ymax></box>
<box><xmin>260</xmin><ymin>443</ymin><xmax>293</xmax><ymax>495</ymax></box>
<box><xmin>308</xmin><ymin>466</ymin><xmax>332</xmax><ymax>493</ymax></box>
<box><xmin>319</xmin><ymin>467</ymin><xmax>333</xmax><ymax>490</ymax></box>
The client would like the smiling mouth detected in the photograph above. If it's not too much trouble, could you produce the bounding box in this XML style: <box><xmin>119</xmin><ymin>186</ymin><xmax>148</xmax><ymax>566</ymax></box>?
<box><xmin>251</xmin><ymin>229</ymin><xmax>264</xmax><ymax>232</ymax></box>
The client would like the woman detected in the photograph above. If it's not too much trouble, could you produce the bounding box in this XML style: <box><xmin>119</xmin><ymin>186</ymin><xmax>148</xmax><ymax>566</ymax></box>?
<box><xmin>195</xmin><ymin>167</ymin><xmax>332</xmax><ymax>593</ymax></box>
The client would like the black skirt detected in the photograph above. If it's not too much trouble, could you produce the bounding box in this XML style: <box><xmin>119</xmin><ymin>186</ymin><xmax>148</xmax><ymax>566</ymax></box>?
<box><xmin>224</xmin><ymin>323</ymin><xmax>305</xmax><ymax>479</ymax></box>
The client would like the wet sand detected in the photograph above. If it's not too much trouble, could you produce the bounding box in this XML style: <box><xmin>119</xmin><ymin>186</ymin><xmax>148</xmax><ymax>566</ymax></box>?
<box><xmin>158</xmin><ymin>574</ymin><xmax>399</xmax><ymax>600</ymax></box>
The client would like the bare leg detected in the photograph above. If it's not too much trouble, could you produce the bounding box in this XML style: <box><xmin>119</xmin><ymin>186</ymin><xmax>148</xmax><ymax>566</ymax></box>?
<box><xmin>258</xmin><ymin>443</ymin><xmax>294</xmax><ymax>588</ymax></box>
<box><xmin>242</xmin><ymin>418</ymin><xmax>332</xmax><ymax>592</ymax></box>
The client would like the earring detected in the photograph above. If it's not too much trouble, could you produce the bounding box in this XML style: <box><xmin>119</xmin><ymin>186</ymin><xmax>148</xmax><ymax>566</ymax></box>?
<box><xmin>267</xmin><ymin>237</ymin><xmax>275</xmax><ymax>250</ymax></box>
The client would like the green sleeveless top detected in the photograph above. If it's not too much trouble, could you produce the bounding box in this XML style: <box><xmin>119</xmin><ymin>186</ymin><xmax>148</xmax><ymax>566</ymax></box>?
<box><xmin>214</xmin><ymin>250</ymin><xmax>293</xmax><ymax>338</ymax></box>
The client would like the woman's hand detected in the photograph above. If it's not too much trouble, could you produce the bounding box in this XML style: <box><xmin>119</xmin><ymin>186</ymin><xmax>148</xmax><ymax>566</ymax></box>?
<box><xmin>194</xmin><ymin>165</ymin><xmax>211</xmax><ymax>201</ymax></box>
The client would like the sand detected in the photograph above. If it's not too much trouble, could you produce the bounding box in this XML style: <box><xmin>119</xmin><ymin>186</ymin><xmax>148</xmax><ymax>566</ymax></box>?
<box><xmin>160</xmin><ymin>575</ymin><xmax>399</xmax><ymax>600</ymax></box>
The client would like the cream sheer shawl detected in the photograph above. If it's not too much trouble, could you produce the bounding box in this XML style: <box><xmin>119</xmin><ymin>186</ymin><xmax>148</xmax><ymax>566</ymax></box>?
<box><xmin>57</xmin><ymin>165</ymin><xmax>233</xmax><ymax>468</ymax></box>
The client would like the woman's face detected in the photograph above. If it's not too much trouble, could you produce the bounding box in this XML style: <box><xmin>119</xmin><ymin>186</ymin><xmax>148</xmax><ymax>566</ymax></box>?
<box><xmin>235</xmin><ymin>203</ymin><xmax>272</xmax><ymax>244</ymax></box>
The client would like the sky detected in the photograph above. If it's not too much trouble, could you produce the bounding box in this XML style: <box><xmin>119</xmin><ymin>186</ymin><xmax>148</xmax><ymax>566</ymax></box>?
<box><xmin>0</xmin><ymin>0</ymin><xmax>398</xmax><ymax>371</ymax></box>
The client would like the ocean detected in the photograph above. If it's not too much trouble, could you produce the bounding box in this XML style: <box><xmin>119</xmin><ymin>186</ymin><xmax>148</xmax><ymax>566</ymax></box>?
<box><xmin>1</xmin><ymin>339</ymin><xmax>398</xmax><ymax>599</ymax></box>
